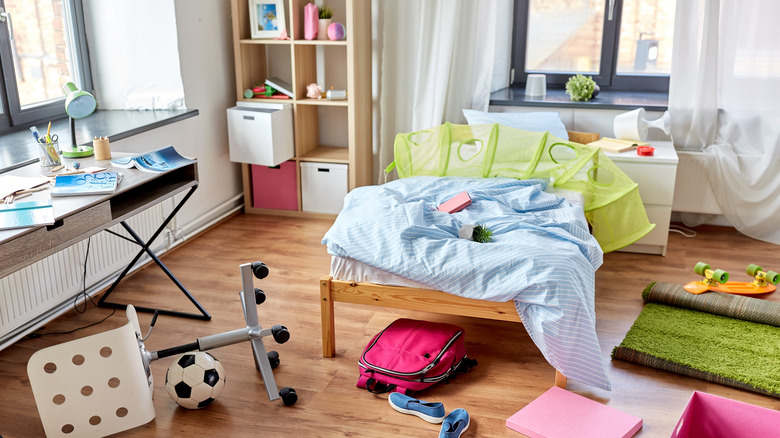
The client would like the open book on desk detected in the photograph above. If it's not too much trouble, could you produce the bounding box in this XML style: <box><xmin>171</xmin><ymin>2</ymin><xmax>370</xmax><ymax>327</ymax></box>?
<box><xmin>110</xmin><ymin>145</ymin><xmax>196</xmax><ymax>173</ymax></box>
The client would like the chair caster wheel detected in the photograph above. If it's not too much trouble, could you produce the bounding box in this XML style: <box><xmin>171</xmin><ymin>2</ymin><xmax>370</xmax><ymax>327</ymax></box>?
<box><xmin>280</xmin><ymin>387</ymin><xmax>297</xmax><ymax>406</ymax></box>
<box><xmin>268</xmin><ymin>350</ymin><xmax>280</xmax><ymax>369</ymax></box>
<box><xmin>252</xmin><ymin>261</ymin><xmax>269</xmax><ymax>279</ymax></box>
<box><xmin>255</xmin><ymin>288</ymin><xmax>266</xmax><ymax>305</ymax></box>
<box><xmin>272</xmin><ymin>325</ymin><xmax>290</xmax><ymax>344</ymax></box>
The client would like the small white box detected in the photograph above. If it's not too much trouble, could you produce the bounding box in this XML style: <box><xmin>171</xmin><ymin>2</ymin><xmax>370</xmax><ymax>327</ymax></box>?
<box><xmin>227</xmin><ymin>102</ymin><xmax>293</xmax><ymax>166</ymax></box>
<box><xmin>300</xmin><ymin>162</ymin><xmax>348</xmax><ymax>214</ymax></box>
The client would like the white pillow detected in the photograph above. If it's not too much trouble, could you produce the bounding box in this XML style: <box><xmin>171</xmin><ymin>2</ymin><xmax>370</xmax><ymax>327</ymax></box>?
<box><xmin>462</xmin><ymin>109</ymin><xmax>569</xmax><ymax>140</ymax></box>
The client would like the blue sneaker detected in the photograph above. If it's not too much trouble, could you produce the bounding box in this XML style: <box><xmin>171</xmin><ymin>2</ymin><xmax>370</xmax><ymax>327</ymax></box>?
<box><xmin>388</xmin><ymin>392</ymin><xmax>446</xmax><ymax>424</ymax></box>
<box><xmin>439</xmin><ymin>409</ymin><xmax>469</xmax><ymax>438</ymax></box>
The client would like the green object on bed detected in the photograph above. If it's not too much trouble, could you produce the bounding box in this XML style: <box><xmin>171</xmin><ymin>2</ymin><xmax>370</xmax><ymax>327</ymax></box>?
<box><xmin>386</xmin><ymin>122</ymin><xmax>654</xmax><ymax>252</ymax></box>
<box><xmin>613</xmin><ymin>282</ymin><xmax>780</xmax><ymax>398</ymax></box>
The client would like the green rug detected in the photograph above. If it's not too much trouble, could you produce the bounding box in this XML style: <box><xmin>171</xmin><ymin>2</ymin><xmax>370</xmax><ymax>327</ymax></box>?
<box><xmin>612</xmin><ymin>282</ymin><xmax>780</xmax><ymax>398</ymax></box>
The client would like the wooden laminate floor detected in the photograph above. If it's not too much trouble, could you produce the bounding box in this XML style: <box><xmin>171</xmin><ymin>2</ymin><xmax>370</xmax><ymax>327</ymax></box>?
<box><xmin>1</xmin><ymin>214</ymin><xmax>779</xmax><ymax>437</ymax></box>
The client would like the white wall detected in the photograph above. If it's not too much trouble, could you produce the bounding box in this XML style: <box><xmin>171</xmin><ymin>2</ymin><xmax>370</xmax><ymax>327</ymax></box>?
<box><xmin>83</xmin><ymin>0</ymin><xmax>242</xmax><ymax>234</ymax></box>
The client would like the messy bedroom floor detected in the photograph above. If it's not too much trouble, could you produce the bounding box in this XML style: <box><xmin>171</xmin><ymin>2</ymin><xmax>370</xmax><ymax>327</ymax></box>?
<box><xmin>1</xmin><ymin>214</ymin><xmax>779</xmax><ymax>437</ymax></box>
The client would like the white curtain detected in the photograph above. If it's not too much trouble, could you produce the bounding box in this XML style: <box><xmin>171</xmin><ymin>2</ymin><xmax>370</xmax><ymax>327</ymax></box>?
<box><xmin>670</xmin><ymin>0</ymin><xmax>780</xmax><ymax>243</ymax></box>
<box><xmin>374</xmin><ymin>0</ymin><xmax>513</xmax><ymax>183</ymax></box>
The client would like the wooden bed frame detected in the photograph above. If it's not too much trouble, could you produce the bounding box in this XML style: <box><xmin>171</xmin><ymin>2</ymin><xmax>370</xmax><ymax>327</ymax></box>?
<box><xmin>320</xmin><ymin>277</ymin><xmax>568</xmax><ymax>389</ymax></box>
<box><xmin>319</xmin><ymin>131</ymin><xmax>600</xmax><ymax>390</ymax></box>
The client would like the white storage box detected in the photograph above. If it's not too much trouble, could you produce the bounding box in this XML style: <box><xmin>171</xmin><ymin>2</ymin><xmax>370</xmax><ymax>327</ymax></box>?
<box><xmin>300</xmin><ymin>162</ymin><xmax>348</xmax><ymax>214</ymax></box>
<box><xmin>227</xmin><ymin>102</ymin><xmax>293</xmax><ymax>166</ymax></box>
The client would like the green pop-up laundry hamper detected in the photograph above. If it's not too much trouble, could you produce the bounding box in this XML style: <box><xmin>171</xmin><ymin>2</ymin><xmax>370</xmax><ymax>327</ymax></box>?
<box><xmin>385</xmin><ymin>122</ymin><xmax>654</xmax><ymax>252</ymax></box>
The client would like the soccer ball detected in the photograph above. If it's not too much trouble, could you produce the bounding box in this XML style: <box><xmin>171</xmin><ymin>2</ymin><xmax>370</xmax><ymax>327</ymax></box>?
<box><xmin>165</xmin><ymin>352</ymin><xmax>226</xmax><ymax>409</ymax></box>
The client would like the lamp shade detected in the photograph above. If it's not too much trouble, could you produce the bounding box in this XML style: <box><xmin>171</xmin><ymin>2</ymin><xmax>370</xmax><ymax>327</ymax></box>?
<box><xmin>613</xmin><ymin>108</ymin><xmax>671</xmax><ymax>142</ymax></box>
<box><xmin>63</xmin><ymin>82</ymin><xmax>96</xmax><ymax>119</ymax></box>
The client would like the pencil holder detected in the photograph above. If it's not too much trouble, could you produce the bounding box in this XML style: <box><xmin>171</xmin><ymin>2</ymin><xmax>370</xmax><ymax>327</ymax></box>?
<box><xmin>38</xmin><ymin>140</ymin><xmax>61</xmax><ymax>167</ymax></box>
<box><xmin>93</xmin><ymin>136</ymin><xmax>111</xmax><ymax>160</ymax></box>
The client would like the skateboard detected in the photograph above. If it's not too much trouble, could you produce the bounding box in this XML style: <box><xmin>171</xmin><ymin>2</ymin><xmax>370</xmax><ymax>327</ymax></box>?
<box><xmin>683</xmin><ymin>262</ymin><xmax>779</xmax><ymax>295</ymax></box>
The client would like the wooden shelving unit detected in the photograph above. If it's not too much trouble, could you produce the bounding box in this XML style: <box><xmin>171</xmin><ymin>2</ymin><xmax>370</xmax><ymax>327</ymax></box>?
<box><xmin>230</xmin><ymin>0</ymin><xmax>372</xmax><ymax>215</ymax></box>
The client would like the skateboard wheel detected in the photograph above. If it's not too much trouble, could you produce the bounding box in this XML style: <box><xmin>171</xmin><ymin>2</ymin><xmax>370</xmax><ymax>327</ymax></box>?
<box><xmin>712</xmin><ymin>269</ymin><xmax>729</xmax><ymax>284</ymax></box>
<box><xmin>694</xmin><ymin>262</ymin><xmax>710</xmax><ymax>276</ymax></box>
<box><xmin>766</xmin><ymin>270</ymin><xmax>780</xmax><ymax>285</ymax></box>
<box><xmin>746</xmin><ymin>263</ymin><xmax>762</xmax><ymax>277</ymax></box>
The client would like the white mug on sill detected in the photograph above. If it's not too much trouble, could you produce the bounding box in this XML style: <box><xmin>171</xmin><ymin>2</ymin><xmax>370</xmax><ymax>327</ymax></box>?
<box><xmin>525</xmin><ymin>74</ymin><xmax>547</xmax><ymax>97</ymax></box>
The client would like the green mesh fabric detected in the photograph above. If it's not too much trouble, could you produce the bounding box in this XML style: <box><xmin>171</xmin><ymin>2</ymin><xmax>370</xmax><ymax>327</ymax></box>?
<box><xmin>388</xmin><ymin>122</ymin><xmax>654</xmax><ymax>252</ymax></box>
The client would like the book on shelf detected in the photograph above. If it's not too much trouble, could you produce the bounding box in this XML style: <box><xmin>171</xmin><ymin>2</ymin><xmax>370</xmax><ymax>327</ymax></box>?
<box><xmin>588</xmin><ymin>137</ymin><xmax>650</xmax><ymax>153</ymax></box>
<box><xmin>110</xmin><ymin>145</ymin><xmax>196</xmax><ymax>173</ymax></box>
<box><xmin>0</xmin><ymin>199</ymin><xmax>55</xmax><ymax>231</ymax></box>
<box><xmin>264</xmin><ymin>77</ymin><xmax>294</xmax><ymax>99</ymax></box>
<box><xmin>51</xmin><ymin>172</ymin><xmax>120</xmax><ymax>197</ymax></box>
<box><xmin>506</xmin><ymin>386</ymin><xmax>642</xmax><ymax>438</ymax></box>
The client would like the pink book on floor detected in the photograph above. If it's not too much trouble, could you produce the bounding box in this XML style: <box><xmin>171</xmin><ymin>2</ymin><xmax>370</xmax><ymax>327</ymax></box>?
<box><xmin>437</xmin><ymin>191</ymin><xmax>471</xmax><ymax>213</ymax></box>
<box><xmin>506</xmin><ymin>386</ymin><xmax>642</xmax><ymax>438</ymax></box>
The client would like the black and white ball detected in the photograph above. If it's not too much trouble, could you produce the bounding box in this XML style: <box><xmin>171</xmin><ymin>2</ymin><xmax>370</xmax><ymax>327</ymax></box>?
<box><xmin>165</xmin><ymin>352</ymin><xmax>226</xmax><ymax>409</ymax></box>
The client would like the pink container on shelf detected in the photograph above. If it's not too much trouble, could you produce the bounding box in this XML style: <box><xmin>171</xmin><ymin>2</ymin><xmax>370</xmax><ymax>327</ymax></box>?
<box><xmin>670</xmin><ymin>391</ymin><xmax>780</xmax><ymax>438</ymax></box>
<box><xmin>251</xmin><ymin>161</ymin><xmax>298</xmax><ymax>210</ymax></box>
<box><xmin>303</xmin><ymin>3</ymin><xmax>319</xmax><ymax>40</ymax></box>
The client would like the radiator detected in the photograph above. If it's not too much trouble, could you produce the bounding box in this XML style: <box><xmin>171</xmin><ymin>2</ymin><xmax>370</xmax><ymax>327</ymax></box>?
<box><xmin>672</xmin><ymin>150</ymin><xmax>723</xmax><ymax>215</ymax></box>
<box><xmin>0</xmin><ymin>204</ymin><xmax>167</xmax><ymax>349</ymax></box>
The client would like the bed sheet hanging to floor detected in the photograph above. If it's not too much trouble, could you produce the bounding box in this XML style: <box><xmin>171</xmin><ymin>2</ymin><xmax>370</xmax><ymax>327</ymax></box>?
<box><xmin>322</xmin><ymin>176</ymin><xmax>612</xmax><ymax>390</ymax></box>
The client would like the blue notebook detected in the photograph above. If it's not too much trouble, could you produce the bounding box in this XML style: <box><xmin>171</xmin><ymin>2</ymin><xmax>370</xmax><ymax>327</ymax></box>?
<box><xmin>0</xmin><ymin>200</ymin><xmax>55</xmax><ymax>231</ymax></box>
<box><xmin>51</xmin><ymin>172</ymin><xmax>120</xmax><ymax>197</ymax></box>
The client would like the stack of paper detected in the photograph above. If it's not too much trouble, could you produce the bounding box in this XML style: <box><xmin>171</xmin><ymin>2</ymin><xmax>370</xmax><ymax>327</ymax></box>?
<box><xmin>506</xmin><ymin>386</ymin><xmax>642</xmax><ymax>438</ymax></box>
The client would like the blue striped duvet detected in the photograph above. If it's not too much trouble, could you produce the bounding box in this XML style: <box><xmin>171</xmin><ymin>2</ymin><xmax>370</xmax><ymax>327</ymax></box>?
<box><xmin>322</xmin><ymin>176</ymin><xmax>611</xmax><ymax>390</ymax></box>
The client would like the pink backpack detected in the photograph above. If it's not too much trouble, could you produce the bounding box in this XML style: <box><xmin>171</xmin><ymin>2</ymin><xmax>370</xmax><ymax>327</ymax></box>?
<box><xmin>357</xmin><ymin>318</ymin><xmax>477</xmax><ymax>394</ymax></box>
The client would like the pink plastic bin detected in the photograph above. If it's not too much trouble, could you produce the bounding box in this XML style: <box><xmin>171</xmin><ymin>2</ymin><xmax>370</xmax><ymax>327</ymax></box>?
<box><xmin>251</xmin><ymin>161</ymin><xmax>298</xmax><ymax>210</ymax></box>
<box><xmin>670</xmin><ymin>391</ymin><xmax>780</xmax><ymax>438</ymax></box>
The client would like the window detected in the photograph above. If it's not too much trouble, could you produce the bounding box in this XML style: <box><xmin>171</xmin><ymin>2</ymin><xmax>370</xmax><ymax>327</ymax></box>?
<box><xmin>0</xmin><ymin>0</ymin><xmax>91</xmax><ymax>132</ymax></box>
<box><xmin>512</xmin><ymin>0</ymin><xmax>675</xmax><ymax>92</ymax></box>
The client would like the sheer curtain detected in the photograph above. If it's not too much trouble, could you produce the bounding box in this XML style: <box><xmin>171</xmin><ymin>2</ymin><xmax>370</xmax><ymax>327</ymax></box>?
<box><xmin>669</xmin><ymin>0</ymin><xmax>780</xmax><ymax>243</ymax></box>
<box><xmin>374</xmin><ymin>0</ymin><xmax>513</xmax><ymax>183</ymax></box>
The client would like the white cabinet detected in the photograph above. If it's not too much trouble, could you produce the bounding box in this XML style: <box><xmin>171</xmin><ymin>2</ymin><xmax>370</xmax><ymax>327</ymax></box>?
<box><xmin>227</xmin><ymin>102</ymin><xmax>294</xmax><ymax>167</ymax></box>
<box><xmin>604</xmin><ymin>141</ymin><xmax>678</xmax><ymax>256</ymax></box>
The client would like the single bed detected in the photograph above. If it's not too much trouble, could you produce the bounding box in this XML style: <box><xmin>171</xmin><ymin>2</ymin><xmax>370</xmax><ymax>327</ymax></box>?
<box><xmin>319</xmin><ymin>127</ymin><xmax>649</xmax><ymax>391</ymax></box>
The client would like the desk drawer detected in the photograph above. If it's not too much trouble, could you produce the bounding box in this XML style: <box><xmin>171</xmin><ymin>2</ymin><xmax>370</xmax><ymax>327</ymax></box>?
<box><xmin>0</xmin><ymin>228</ymin><xmax>48</xmax><ymax>278</ymax></box>
<box><xmin>46</xmin><ymin>201</ymin><xmax>112</xmax><ymax>247</ymax></box>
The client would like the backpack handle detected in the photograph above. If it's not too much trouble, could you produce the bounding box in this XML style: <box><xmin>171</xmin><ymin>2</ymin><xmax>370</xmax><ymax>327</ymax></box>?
<box><xmin>365</xmin><ymin>378</ymin><xmax>396</xmax><ymax>394</ymax></box>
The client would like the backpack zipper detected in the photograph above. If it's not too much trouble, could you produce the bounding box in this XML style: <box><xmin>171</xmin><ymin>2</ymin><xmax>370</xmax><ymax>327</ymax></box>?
<box><xmin>359</xmin><ymin>329</ymin><xmax>462</xmax><ymax>378</ymax></box>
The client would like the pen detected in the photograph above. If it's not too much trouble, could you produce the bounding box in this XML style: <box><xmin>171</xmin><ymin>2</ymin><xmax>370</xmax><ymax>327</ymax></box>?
<box><xmin>46</xmin><ymin>121</ymin><xmax>52</xmax><ymax>142</ymax></box>
<box><xmin>29</xmin><ymin>126</ymin><xmax>41</xmax><ymax>143</ymax></box>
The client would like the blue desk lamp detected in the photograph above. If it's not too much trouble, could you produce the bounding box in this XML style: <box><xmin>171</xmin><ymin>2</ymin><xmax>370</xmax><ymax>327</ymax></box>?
<box><xmin>62</xmin><ymin>81</ymin><xmax>97</xmax><ymax>158</ymax></box>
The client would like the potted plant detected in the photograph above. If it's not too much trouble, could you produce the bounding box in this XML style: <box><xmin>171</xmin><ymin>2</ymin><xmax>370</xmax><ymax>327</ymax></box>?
<box><xmin>564</xmin><ymin>74</ymin><xmax>598</xmax><ymax>102</ymax></box>
<box><xmin>318</xmin><ymin>5</ymin><xmax>333</xmax><ymax>40</ymax></box>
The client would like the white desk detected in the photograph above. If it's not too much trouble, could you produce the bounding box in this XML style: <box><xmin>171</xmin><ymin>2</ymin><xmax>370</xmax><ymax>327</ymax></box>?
<box><xmin>604</xmin><ymin>141</ymin><xmax>679</xmax><ymax>256</ymax></box>
<box><xmin>0</xmin><ymin>152</ymin><xmax>209</xmax><ymax>323</ymax></box>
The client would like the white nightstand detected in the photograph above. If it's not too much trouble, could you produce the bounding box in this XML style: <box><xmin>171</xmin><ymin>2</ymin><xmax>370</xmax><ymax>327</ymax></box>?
<box><xmin>603</xmin><ymin>141</ymin><xmax>678</xmax><ymax>256</ymax></box>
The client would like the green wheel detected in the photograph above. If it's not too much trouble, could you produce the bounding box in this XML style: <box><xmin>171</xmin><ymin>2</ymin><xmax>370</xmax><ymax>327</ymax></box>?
<box><xmin>694</xmin><ymin>262</ymin><xmax>711</xmax><ymax>276</ymax></box>
<box><xmin>765</xmin><ymin>270</ymin><xmax>780</xmax><ymax>285</ymax></box>
<box><xmin>746</xmin><ymin>263</ymin><xmax>762</xmax><ymax>277</ymax></box>
<box><xmin>712</xmin><ymin>269</ymin><xmax>729</xmax><ymax>284</ymax></box>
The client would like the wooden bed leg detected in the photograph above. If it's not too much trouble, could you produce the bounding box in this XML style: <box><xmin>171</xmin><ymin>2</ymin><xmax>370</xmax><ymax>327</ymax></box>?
<box><xmin>320</xmin><ymin>276</ymin><xmax>336</xmax><ymax>357</ymax></box>
<box><xmin>555</xmin><ymin>370</ymin><xmax>567</xmax><ymax>389</ymax></box>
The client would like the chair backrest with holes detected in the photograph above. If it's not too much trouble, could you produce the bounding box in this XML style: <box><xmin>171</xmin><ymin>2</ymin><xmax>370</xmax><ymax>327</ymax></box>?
<box><xmin>27</xmin><ymin>306</ymin><xmax>155</xmax><ymax>437</ymax></box>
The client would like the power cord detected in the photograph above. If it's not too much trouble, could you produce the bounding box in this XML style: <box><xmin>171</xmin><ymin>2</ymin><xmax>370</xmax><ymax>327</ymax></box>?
<box><xmin>25</xmin><ymin>237</ymin><xmax>116</xmax><ymax>339</ymax></box>
<box><xmin>669</xmin><ymin>224</ymin><xmax>697</xmax><ymax>237</ymax></box>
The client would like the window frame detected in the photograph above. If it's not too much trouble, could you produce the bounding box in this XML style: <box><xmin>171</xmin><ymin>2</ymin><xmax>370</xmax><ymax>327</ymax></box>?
<box><xmin>0</xmin><ymin>0</ymin><xmax>92</xmax><ymax>133</ymax></box>
<box><xmin>511</xmin><ymin>0</ymin><xmax>670</xmax><ymax>93</ymax></box>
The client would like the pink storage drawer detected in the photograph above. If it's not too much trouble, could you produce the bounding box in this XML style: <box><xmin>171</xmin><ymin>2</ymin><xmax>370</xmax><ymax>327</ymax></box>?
<box><xmin>670</xmin><ymin>391</ymin><xmax>780</xmax><ymax>438</ymax></box>
<box><xmin>251</xmin><ymin>161</ymin><xmax>298</xmax><ymax>210</ymax></box>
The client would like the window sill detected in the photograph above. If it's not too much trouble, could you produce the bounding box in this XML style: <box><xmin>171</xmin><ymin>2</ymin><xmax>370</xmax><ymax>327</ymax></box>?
<box><xmin>0</xmin><ymin>109</ymin><xmax>199</xmax><ymax>173</ymax></box>
<box><xmin>489</xmin><ymin>87</ymin><xmax>668</xmax><ymax>112</ymax></box>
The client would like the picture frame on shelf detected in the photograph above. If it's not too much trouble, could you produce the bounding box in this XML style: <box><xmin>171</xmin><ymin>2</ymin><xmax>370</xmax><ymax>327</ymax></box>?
<box><xmin>249</xmin><ymin>0</ymin><xmax>286</xmax><ymax>39</ymax></box>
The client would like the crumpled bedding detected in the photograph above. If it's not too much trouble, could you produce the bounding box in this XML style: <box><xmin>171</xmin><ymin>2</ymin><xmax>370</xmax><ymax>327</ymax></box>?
<box><xmin>322</xmin><ymin>176</ymin><xmax>611</xmax><ymax>390</ymax></box>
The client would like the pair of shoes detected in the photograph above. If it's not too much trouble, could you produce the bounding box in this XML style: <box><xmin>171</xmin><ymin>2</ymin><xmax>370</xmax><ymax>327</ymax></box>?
<box><xmin>388</xmin><ymin>392</ymin><xmax>446</xmax><ymax>424</ymax></box>
<box><xmin>439</xmin><ymin>409</ymin><xmax>470</xmax><ymax>438</ymax></box>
